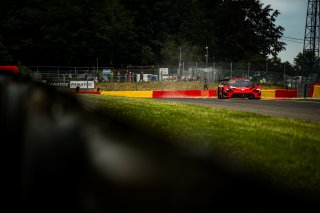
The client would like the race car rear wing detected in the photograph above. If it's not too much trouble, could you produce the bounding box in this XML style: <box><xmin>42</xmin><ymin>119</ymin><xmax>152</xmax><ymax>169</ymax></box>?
<box><xmin>218</xmin><ymin>77</ymin><xmax>229</xmax><ymax>82</ymax></box>
<box><xmin>218</xmin><ymin>78</ymin><xmax>229</xmax><ymax>85</ymax></box>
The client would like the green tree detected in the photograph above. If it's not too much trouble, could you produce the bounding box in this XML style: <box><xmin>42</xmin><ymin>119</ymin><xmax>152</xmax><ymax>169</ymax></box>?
<box><xmin>1</xmin><ymin>0</ymin><xmax>138</xmax><ymax>66</ymax></box>
<box><xmin>294</xmin><ymin>51</ymin><xmax>319</xmax><ymax>76</ymax></box>
<box><xmin>161</xmin><ymin>36</ymin><xmax>201</xmax><ymax>65</ymax></box>
<box><xmin>1</xmin><ymin>0</ymin><xmax>286</xmax><ymax>66</ymax></box>
<box><xmin>209</xmin><ymin>0</ymin><xmax>285</xmax><ymax>62</ymax></box>
<box><xmin>282</xmin><ymin>61</ymin><xmax>296</xmax><ymax>77</ymax></box>
<box><xmin>0</xmin><ymin>35</ymin><xmax>13</xmax><ymax>64</ymax></box>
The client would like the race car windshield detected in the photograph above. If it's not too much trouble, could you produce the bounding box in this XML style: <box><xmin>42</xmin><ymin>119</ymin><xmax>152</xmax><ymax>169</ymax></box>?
<box><xmin>228</xmin><ymin>80</ymin><xmax>252</xmax><ymax>87</ymax></box>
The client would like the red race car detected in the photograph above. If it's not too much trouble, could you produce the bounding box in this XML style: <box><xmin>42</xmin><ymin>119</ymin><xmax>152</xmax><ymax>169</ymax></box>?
<box><xmin>217</xmin><ymin>78</ymin><xmax>261</xmax><ymax>99</ymax></box>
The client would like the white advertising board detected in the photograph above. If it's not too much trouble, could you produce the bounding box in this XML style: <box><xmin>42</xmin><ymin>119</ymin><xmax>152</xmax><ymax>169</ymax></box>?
<box><xmin>159</xmin><ymin>68</ymin><xmax>169</xmax><ymax>75</ymax></box>
<box><xmin>70</xmin><ymin>81</ymin><xmax>95</xmax><ymax>89</ymax></box>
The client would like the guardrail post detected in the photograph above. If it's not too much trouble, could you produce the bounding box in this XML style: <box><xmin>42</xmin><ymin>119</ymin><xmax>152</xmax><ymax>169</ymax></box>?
<box><xmin>304</xmin><ymin>83</ymin><xmax>307</xmax><ymax>98</ymax></box>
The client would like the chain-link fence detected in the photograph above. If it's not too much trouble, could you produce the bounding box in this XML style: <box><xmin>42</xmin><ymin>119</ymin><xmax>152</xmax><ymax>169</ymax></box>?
<box><xmin>26</xmin><ymin>63</ymin><xmax>319</xmax><ymax>96</ymax></box>
<box><xmin>27</xmin><ymin>66</ymin><xmax>99</xmax><ymax>82</ymax></box>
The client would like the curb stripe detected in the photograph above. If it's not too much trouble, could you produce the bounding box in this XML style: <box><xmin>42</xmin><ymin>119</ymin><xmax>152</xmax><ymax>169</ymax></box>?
<box><xmin>97</xmin><ymin>89</ymin><xmax>298</xmax><ymax>99</ymax></box>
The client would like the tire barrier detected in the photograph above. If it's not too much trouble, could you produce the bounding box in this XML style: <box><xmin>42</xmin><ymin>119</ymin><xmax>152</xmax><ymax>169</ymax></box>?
<box><xmin>101</xmin><ymin>91</ymin><xmax>153</xmax><ymax>98</ymax></box>
<box><xmin>90</xmin><ymin>89</ymin><xmax>301</xmax><ymax>99</ymax></box>
<box><xmin>275</xmin><ymin>90</ymin><xmax>297</xmax><ymax>98</ymax></box>
<box><xmin>261</xmin><ymin>90</ymin><xmax>276</xmax><ymax>99</ymax></box>
<box><xmin>261</xmin><ymin>90</ymin><xmax>298</xmax><ymax>99</ymax></box>
<box><xmin>309</xmin><ymin>83</ymin><xmax>320</xmax><ymax>97</ymax></box>
<box><xmin>312</xmin><ymin>85</ymin><xmax>320</xmax><ymax>98</ymax></box>
<box><xmin>152</xmin><ymin>90</ymin><xmax>216</xmax><ymax>98</ymax></box>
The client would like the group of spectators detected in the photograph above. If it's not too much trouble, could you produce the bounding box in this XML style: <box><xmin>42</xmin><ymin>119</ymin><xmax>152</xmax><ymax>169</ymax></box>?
<box><xmin>108</xmin><ymin>70</ymin><xmax>144</xmax><ymax>83</ymax></box>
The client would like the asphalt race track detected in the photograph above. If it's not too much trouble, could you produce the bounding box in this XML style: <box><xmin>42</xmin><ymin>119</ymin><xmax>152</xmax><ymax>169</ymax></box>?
<box><xmin>161</xmin><ymin>98</ymin><xmax>320</xmax><ymax>123</ymax></box>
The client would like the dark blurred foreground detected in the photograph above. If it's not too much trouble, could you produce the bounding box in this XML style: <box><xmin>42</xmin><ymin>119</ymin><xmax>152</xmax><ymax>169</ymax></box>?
<box><xmin>1</xmin><ymin>72</ymin><xmax>319</xmax><ymax>213</ymax></box>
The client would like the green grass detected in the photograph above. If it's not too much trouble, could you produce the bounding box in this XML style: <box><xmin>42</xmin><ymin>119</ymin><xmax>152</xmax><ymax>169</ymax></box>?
<box><xmin>80</xmin><ymin>95</ymin><xmax>320</xmax><ymax>191</ymax></box>
<box><xmin>293</xmin><ymin>98</ymin><xmax>320</xmax><ymax>102</ymax></box>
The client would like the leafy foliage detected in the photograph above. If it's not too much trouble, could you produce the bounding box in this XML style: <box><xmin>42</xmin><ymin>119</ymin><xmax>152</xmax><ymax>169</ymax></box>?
<box><xmin>1</xmin><ymin>0</ymin><xmax>285</xmax><ymax>66</ymax></box>
<box><xmin>294</xmin><ymin>50</ymin><xmax>320</xmax><ymax>75</ymax></box>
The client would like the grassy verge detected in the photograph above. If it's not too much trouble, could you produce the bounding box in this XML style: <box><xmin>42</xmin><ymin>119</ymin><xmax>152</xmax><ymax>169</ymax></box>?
<box><xmin>80</xmin><ymin>95</ymin><xmax>320</xmax><ymax>191</ymax></box>
<box><xmin>96</xmin><ymin>81</ymin><xmax>285</xmax><ymax>91</ymax></box>
<box><xmin>293</xmin><ymin>98</ymin><xmax>320</xmax><ymax>102</ymax></box>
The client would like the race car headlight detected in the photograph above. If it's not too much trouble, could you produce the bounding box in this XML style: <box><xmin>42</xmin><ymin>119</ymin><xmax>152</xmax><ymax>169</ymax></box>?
<box><xmin>225</xmin><ymin>88</ymin><xmax>233</xmax><ymax>92</ymax></box>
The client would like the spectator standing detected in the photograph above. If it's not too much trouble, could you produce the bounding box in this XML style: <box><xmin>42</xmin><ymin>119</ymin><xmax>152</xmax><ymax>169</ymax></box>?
<box><xmin>131</xmin><ymin>72</ymin><xmax>135</xmax><ymax>82</ymax></box>
<box><xmin>110</xmin><ymin>71</ymin><xmax>114</xmax><ymax>82</ymax></box>
<box><xmin>128</xmin><ymin>72</ymin><xmax>132</xmax><ymax>82</ymax></box>
<box><xmin>204</xmin><ymin>78</ymin><xmax>209</xmax><ymax>90</ymax></box>
<box><xmin>117</xmin><ymin>71</ymin><xmax>121</xmax><ymax>83</ymax></box>
<box><xmin>125</xmin><ymin>70</ymin><xmax>128</xmax><ymax>82</ymax></box>
<box><xmin>139</xmin><ymin>71</ymin><xmax>144</xmax><ymax>82</ymax></box>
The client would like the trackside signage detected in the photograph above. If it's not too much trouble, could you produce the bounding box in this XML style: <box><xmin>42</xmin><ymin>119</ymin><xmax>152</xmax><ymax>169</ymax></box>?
<box><xmin>70</xmin><ymin>81</ymin><xmax>94</xmax><ymax>89</ymax></box>
<box><xmin>159</xmin><ymin>68</ymin><xmax>169</xmax><ymax>75</ymax></box>
<box><xmin>47</xmin><ymin>82</ymin><xmax>69</xmax><ymax>87</ymax></box>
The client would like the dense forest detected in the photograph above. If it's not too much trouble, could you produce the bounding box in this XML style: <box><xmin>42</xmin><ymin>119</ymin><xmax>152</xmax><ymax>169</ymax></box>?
<box><xmin>0</xmin><ymin>0</ymin><xmax>286</xmax><ymax>67</ymax></box>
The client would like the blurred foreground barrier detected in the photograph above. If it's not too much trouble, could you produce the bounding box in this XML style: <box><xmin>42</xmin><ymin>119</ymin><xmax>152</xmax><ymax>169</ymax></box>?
<box><xmin>1</xmin><ymin>72</ymin><xmax>319</xmax><ymax>213</ymax></box>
